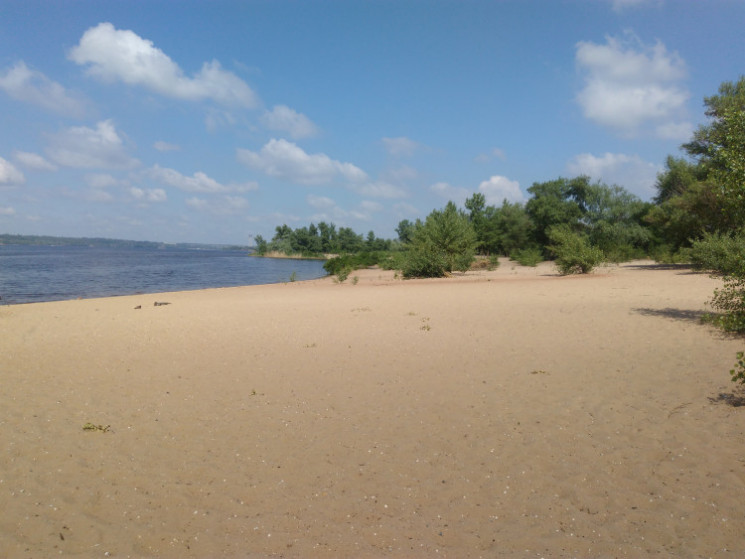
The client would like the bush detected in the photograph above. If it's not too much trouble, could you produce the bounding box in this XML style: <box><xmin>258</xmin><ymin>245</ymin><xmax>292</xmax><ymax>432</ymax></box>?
<box><xmin>399</xmin><ymin>202</ymin><xmax>478</xmax><ymax>278</ymax></box>
<box><xmin>710</xmin><ymin>274</ymin><xmax>745</xmax><ymax>333</ymax></box>
<box><xmin>511</xmin><ymin>247</ymin><xmax>543</xmax><ymax>267</ymax></box>
<box><xmin>548</xmin><ymin>226</ymin><xmax>604</xmax><ymax>275</ymax></box>
<box><xmin>731</xmin><ymin>351</ymin><xmax>745</xmax><ymax>385</ymax></box>
<box><xmin>324</xmin><ymin>251</ymin><xmax>384</xmax><ymax>278</ymax></box>
<box><xmin>400</xmin><ymin>247</ymin><xmax>448</xmax><ymax>278</ymax></box>
<box><xmin>690</xmin><ymin>232</ymin><xmax>745</xmax><ymax>276</ymax></box>
<box><xmin>651</xmin><ymin>245</ymin><xmax>692</xmax><ymax>265</ymax></box>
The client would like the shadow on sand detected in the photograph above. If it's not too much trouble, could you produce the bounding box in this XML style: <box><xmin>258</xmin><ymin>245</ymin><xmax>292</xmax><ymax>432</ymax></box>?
<box><xmin>708</xmin><ymin>391</ymin><xmax>745</xmax><ymax>407</ymax></box>
<box><xmin>633</xmin><ymin>307</ymin><xmax>709</xmax><ymax>323</ymax></box>
<box><xmin>623</xmin><ymin>262</ymin><xmax>704</xmax><ymax>275</ymax></box>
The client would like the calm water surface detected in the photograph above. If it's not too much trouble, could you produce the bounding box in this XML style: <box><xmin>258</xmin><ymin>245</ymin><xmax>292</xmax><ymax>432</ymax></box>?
<box><xmin>0</xmin><ymin>245</ymin><xmax>328</xmax><ymax>304</ymax></box>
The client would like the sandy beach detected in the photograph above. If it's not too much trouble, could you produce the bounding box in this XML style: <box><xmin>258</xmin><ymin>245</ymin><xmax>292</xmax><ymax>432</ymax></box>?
<box><xmin>1</xmin><ymin>259</ymin><xmax>743</xmax><ymax>558</ymax></box>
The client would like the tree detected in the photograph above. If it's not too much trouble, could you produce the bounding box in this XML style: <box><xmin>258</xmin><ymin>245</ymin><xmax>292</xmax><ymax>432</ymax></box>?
<box><xmin>683</xmin><ymin>76</ymin><xmax>745</xmax><ymax>230</ymax></box>
<box><xmin>525</xmin><ymin>177</ymin><xmax>585</xmax><ymax>249</ymax></box>
<box><xmin>465</xmin><ymin>192</ymin><xmax>488</xmax><ymax>253</ymax></box>
<box><xmin>396</xmin><ymin>219</ymin><xmax>415</xmax><ymax>244</ymax></box>
<box><xmin>254</xmin><ymin>234</ymin><xmax>268</xmax><ymax>256</ymax></box>
<box><xmin>401</xmin><ymin>202</ymin><xmax>477</xmax><ymax>277</ymax></box>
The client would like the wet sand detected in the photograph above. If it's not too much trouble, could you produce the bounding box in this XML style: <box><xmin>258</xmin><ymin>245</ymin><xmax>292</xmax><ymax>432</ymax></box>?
<box><xmin>1</xmin><ymin>260</ymin><xmax>744</xmax><ymax>558</ymax></box>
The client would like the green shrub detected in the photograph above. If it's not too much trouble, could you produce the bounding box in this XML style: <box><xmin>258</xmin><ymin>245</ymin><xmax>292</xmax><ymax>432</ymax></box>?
<box><xmin>488</xmin><ymin>254</ymin><xmax>500</xmax><ymax>271</ymax></box>
<box><xmin>651</xmin><ymin>245</ymin><xmax>692</xmax><ymax>264</ymax></box>
<box><xmin>710</xmin><ymin>275</ymin><xmax>745</xmax><ymax>333</ymax></box>
<box><xmin>731</xmin><ymin>351</ymin><xmax>745</xmax><ymax>385</ymax></box>
<box><xmin>690</xmin><ymin>232</ymin><xmax>745</xmax><ymax>276</ymax></box>
<box><xmin>401</xmin><ymin>247</ymin><xmax>448</xmax><ymax>278</ymax></box>
<box><xmin>548</xmin><ymin>226</ymin><xmax>604</xmax><ymax>275</ymax></box>
<box><xmin>511</xmin><ymin>247</ymin><xmax>543</xmax><ymax>267</ymax></box>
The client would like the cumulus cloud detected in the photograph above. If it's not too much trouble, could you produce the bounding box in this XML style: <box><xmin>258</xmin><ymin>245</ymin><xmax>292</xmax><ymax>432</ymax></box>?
<box><xmin>351</xmin><ymin>181</ymin><xmax>407</xmax><ymax>199</ymax></box>
<box><xmin>0</xmin><ymin>156</ymin><xmax>26</xmax><ymax>185</ymax></box>
<box><xmin>13</xmin><ymin>151</ymin><xmax>57</xmax><ymax>171</ymax></box>
<box><xmin>429</xmin><ymin>182</ymin><xmax>470</xmax><ymax>205</ymax></box>
<box><xmin>567</xmin><ymin>152</ymin><xmax>660</xmax><ymax>199</ymax></box>
<box><xmin>237</xmin><ymin>139</ymin><xmax>367</xmax><ymax>185</ymax></box>
<box><xmin>153</xmin><ymin>141</ymin><xmax>180</xmax><ymax>152</ymax></box>
<box><xmin>85</xmin><ymin>173</ymin><xmax>120</xmax><ymax>188</ymax></box>
<box><xmin>187</xmin><ymin>195</ymin><xmax>248</xmax><ymax>215</ymax></box>
<box><xmin>478</xmin><ymin>175</ymin><xmax>525</xmax><ymax>204</ymax></box>
<box><xmin>149</xmin><ymin>165</ymin><xmax>257</xmax><ymax>193</ymax></box>
<box><xmin>307</xmin><ymin>194</ymin><xmax>336</xmax><ymax>209</ymax></box>
<box><xmin>0</xmin><ymin>61</ymin><xmax>85</xmax><ymax>117</ymax></box>
<box><xmin>69</xmin><ymin>22</ymin><xmax>258</xmax><ymax>108</ymax></box>
<box><xmin>260</xmin><ymin>105</ymin><xmax>319</xmax><ymax>139</ymax></box>
<box><xmin>576</xmin><ymin>33</ymin><xmax>690</xmax><ymax>138</ymax></box>
<box><xmin>47</xmin><ymin>120</ymin><xmax>138</xmax><ymax>169</ymax></box>
<box><xmin>382</xmin><ymin>137</ymin><xmax>419</xmax><ymax>158</ymax></box>
<box><xmin>129</xmin><ymin>186</ymin><xmax>167</xmax><ymax>202</ymax></box>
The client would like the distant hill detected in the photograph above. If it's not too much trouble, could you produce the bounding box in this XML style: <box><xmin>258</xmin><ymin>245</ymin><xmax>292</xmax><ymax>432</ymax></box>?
<box><xmin>0</xmin><ymin>233</ymin><xmax>248</xmax><ymax>251</ymax></box>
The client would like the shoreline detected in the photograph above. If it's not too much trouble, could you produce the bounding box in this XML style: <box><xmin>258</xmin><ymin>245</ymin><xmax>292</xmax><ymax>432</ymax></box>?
<box><xmin>2</xmin><ymin>259</ymin><xmax>743</xmax><ymax>558</ymax></box>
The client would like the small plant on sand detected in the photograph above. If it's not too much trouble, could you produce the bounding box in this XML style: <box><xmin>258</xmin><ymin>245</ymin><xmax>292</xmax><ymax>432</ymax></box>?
<box><xmin>511</xmin><ymin>247</ymin><xmax>543</xmax><ymax>267</ymax></box>
<box><xmin>731</xmin><ymin>352</ymin><xmax>745</xmax><ymax>385</ymax></box>
<box><xmin>289</xmin><ymin>271</ymin><xmax>297</xmax><ymax>282</ymax></box>
<box><xmin>82</xmin><ymin>423</ymin><xmax>110</xmax><ymax>432</ymax></box>
<box><xmin>352</xmin><ymin>276</ymin><xmax>359</xmax><ymax>285</ymax></box>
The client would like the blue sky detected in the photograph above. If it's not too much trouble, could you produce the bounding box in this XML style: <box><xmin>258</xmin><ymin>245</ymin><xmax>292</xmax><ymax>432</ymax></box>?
<box><xmin>1</xmin><ymin>0</ymin><xmax>743</xmax><ymax>245</ymax></box>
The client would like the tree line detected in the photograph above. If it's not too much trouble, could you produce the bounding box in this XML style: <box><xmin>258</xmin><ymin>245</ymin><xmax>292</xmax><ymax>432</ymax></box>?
<box><xmin>255</xmin><ymin>77</ymin><xmax>745</xmax><ymax>386</ymax></box>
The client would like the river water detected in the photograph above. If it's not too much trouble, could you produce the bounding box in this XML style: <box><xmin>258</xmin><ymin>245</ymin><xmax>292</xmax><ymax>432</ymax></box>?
<box><xmin>0</xmin><ymin>245</ymin><xmax>328</xmax><ymax>304</ymax></box>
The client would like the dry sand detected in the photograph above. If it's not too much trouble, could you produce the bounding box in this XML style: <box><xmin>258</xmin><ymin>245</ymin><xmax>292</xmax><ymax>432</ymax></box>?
<box><xmin>1</xmin><ymin>259</ymin><xmax>744</xmax><ymax>558</ymax></box>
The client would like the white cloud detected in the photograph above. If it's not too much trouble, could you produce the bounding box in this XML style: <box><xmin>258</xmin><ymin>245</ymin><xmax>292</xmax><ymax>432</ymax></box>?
<box><xmin>47</xmin><ymin>120</ymin><xmax>138</xmax><ymax>169</ymax></box>
<box><xmin>307</xmin><ymin>194</ymin><xmax>336</xmax><ymax>209</ymax></box>
<box><xmin>567</xmin><ymin>152</ymin><xmax>661</xmax><ymax>199</ymax></box>
<box><xmin>205</xmin><ymin>108</ymin><xmax>238</xmax><ymax>132</ymax></box>
<box><xmin>478</xmin><ymin>175</ymin><xmax>525</xmax><ymax>204</ymax></box>
<box><xmin>358</xmin><ymin>200</ymin><xmax>383</xmax><ymax>212</ymax></box>
<box><xmin>576</xmin><ymin>34</ymin><xmax>690</xmax><ymax>137</ymax></box>
<box><xmin>474</xmin><ymin>147</ymin><xmax>506</xmax><ymax>163</ymax></box>
<box><xmin>13</xmin><ymin>151</ymin><xmax>58</xmax><ymax>171</ymax></box>
<box><xmin>306</xmin><ymin>195</ymin><xmax>381</xmax><ymax>223</ymax></box>
<box><xmin>237</xmin><ymin>139</ymin><xmax>367</xmax><ymax>185</ymax></box>
<box><xmin>149</xmin><ymin>165</ymin><xmax>257</xmax><ymax>193</ymax></box>
<box><xmin>0</xmin><ymin>206</ymin><xmax>15</xmax><ymax>215</ymax></box>
<box><xmin>0</xmin><ymin>61</ymin><xmax>85</xmax><ymax>117</ymax></box>
<box><xmin>69</xmin><ymin>22</ymin><xmax>259</xmax><ymax>108</ymax></box>
<box><xmin>0</xmin><ymin>157</ymin><xmax>26</xmax><ymax>185</ymax></box>
<box><xmin>85</xmin><ymin>173</ymin><xmax>120</xmax><ymax>188</ymax></box>
<box><xmin>153</xmin><ymin>141</ymin><xmax>180</xmax><ymax>152</ymax></box>
<box><xmin>260</xmin><ymin>105</ymin><xmax>319</xmax><ymax>139</ymax></box>
<box><xmin>382</xmin><ymin>137</ymin><xmax>419</xmax><ymax>157</ymax></box>
<box><xmin>655</xmin><ymin>121</ymin><xmax>694</xmax><ymax>141</ymax></box>
<box><xmin>187</xmin><ymin>195</ymin><xmax>248</xmax><ymax>215</ymax></box>
<box><xmin>129</xmin><ymin>186</ymin><xmax>167</xmax><ymax>202</ymax></box>
<box><xmin>351</xmin><ymin>181</ymin><xmax>407</xmax><ymax>199</ymax></box>
<box><xmin>429</xmin><ymin>182</ymin><xmax>470</xmax><ymax>205</ymax></box>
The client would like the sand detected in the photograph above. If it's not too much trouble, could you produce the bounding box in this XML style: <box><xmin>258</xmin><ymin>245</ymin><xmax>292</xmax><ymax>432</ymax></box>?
<box><xmin>1</xmin><ymin>259</ymin><xmax>743</xmax><ymax>558</ymax></box>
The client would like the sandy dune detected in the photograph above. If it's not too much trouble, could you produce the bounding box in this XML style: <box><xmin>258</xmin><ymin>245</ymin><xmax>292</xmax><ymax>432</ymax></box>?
<box><xmin>1</xmin><ymin>260</ymin><xmax>743</xmax><ymax>558</ymax></box>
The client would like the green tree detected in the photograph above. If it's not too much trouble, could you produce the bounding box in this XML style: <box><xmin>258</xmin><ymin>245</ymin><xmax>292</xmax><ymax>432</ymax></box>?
<box><xmin>465</xmin><ymin>192</ymin><xmax>488</xmax><ymax>253</ymax></box>
<box><xmin>253</xmin><ymin>234</ymin><xmax>268</xmax><ymax>256</ymax></box>
<box><xmin>402</xmin><ymin>202</ymin><xmax>477</xmax><ymax>277</ymax></box>
<box><xmin>525</xmin><ymin>177</ymin><xmax>585</xmax><ymax>249</ymax></box>
<box><xmin>395</xmin><ymin>219</ymin><xmax>415</xmax><ymax>244</ymax></box>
